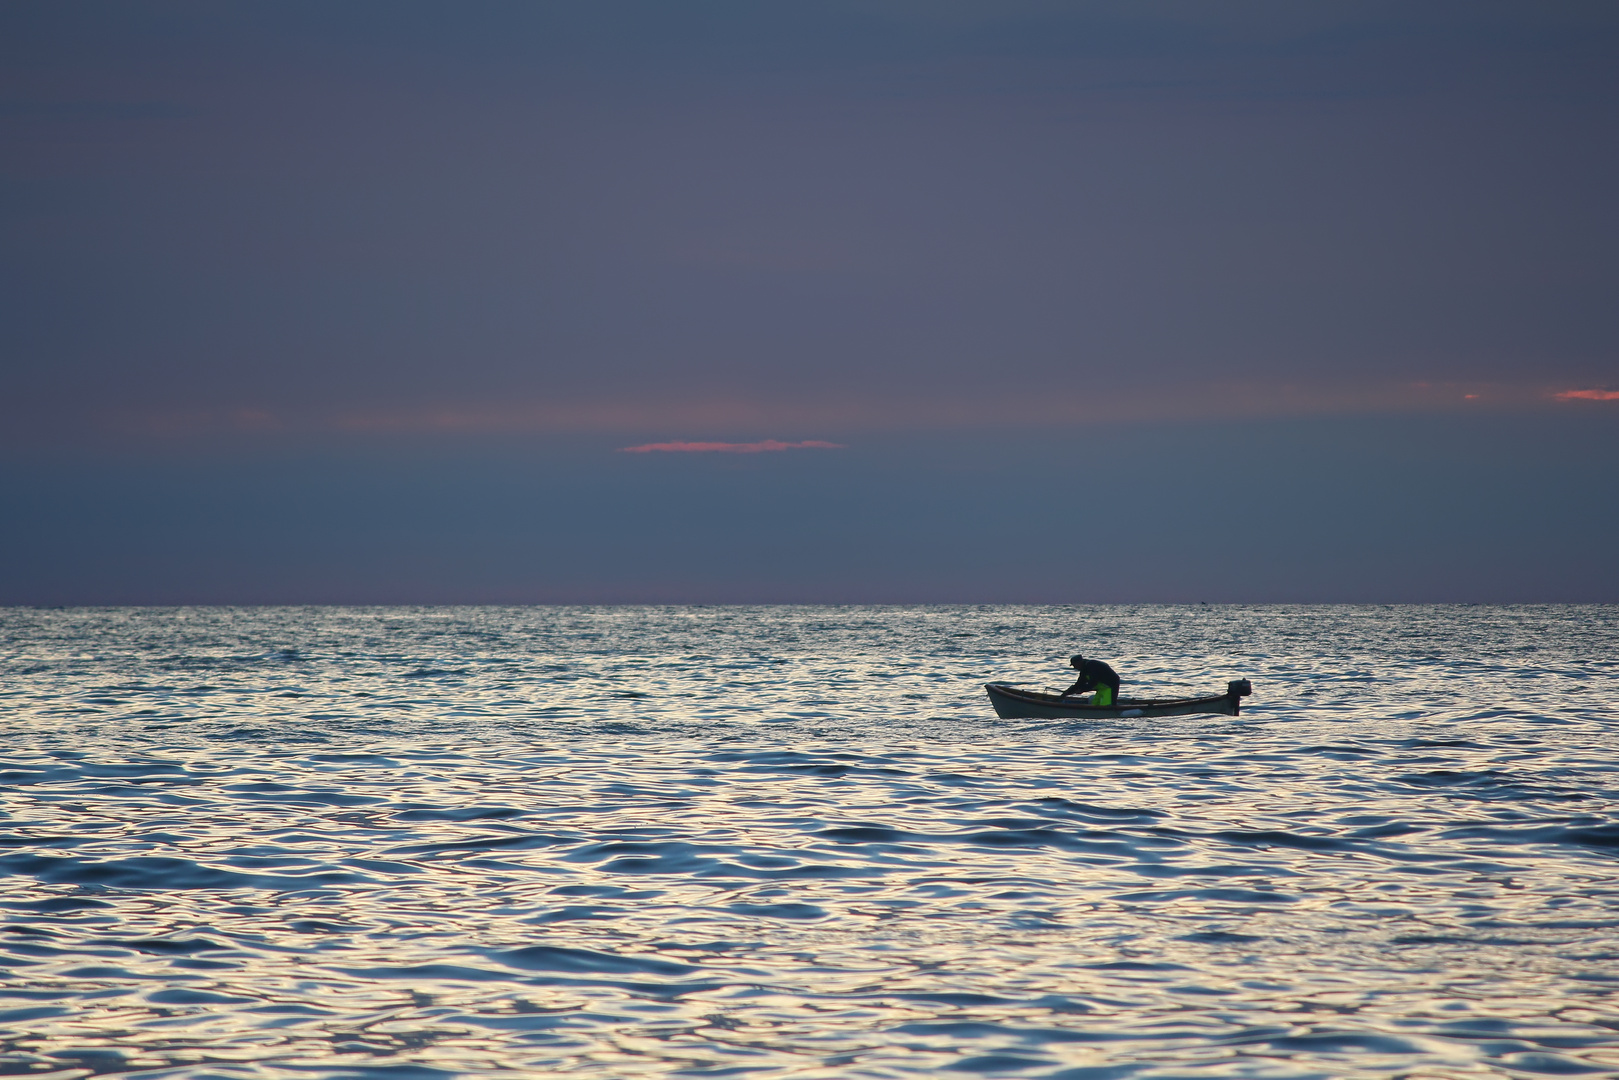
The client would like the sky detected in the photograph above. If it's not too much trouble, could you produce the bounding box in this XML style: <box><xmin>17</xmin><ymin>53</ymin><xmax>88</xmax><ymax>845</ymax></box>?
<box><xmin>2</xmin><ymin>0</ymin><xmax>1617</xmax><ymax>604</ymax></box>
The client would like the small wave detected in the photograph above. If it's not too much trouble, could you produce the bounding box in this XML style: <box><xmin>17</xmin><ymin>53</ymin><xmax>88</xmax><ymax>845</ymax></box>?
<box><xmin>147</xmin><ymin>988</ymin><xmax>255</xmax><ymax>1005</ymax></box>
<box><xmin>388</xmin><ymin>833</ymin><xmax>566</xmax><ymax>855</ymax></box>
<box><xmin>0</xmin><ymin>853</ymin><xmax>366</xmax><ymax>891</ymax></box>
<box><xmin>1116</xmin><ymin>887</ymin><xmax>1294</xmax><ymax>904</ymax></box>
<box><xmin>1264</xmin><ymin>1031</ymin><xmax>1422</xmax><ymax>1054</ymax></box>
<box><xmin>1213</xmin><ymin>829</ymin><xmax>1356</xmax><ymax>852</ymax></box>
<box><xmin>1033</xmin><ymin>797</ymin><xmax>1166</xmax><ymax>822</ymax></box>
<box><xmin>1439</xmin><ymin>823</ymin><xmax>1619</xmax><ymax>850</ymax></box>
<box><xmin>391</xmin><ymin>806</ymin><xmax>527</xmax><ymax>822</ymax></box>
<box><xmin>498</xmin><ymin>945</ymin><xmax>697</xmax><ymax>976</ymax></box>
<box><xmin>726</xmin><ymin>902</ymin><xmax>827</xmax><ymax>920</ymax></box>
<box><xmin>102</xmin><ymin>936</ymin><xmax>231</xmax><ymax>954</ymax></box>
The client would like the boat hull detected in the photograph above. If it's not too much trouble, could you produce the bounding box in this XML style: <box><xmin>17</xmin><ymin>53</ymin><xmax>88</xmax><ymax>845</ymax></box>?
<box><xmin>984</xmin><ymin>682</ymin><xmax>1244</xmax><ymax>720</ymax></box>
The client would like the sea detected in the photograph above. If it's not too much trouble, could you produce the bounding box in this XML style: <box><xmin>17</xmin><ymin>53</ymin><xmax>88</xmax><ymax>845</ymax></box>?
<box><xmin>2</xmin><ymin>605</ymin><xmax>1617</xmax><ymax>1080</ymax></box>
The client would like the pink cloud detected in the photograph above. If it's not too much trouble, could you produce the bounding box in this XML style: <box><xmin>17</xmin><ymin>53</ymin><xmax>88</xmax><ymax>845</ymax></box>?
<box><xmin>1553</xmin><ymin>389</ymin><xmax>1619</xmax><ymax>401</ymax></box>
<box><xmin>619</xmin><ymin>439</ymin><xmax>845</xmax><ymax>454</ymax></box>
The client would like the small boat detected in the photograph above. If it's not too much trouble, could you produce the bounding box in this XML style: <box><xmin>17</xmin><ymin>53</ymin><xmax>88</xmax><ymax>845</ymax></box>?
<box><xmin>984</xmin><ymin>679</ymin><xmax>1252</xmax><ymax>719</ymax></box>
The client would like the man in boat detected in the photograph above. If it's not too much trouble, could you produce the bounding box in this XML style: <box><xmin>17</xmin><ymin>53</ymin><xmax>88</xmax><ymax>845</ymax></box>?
<box><xmin>1062</xmin><ymin>655</ymin><xmax>1121</xmax><ymax>706</ymax></box>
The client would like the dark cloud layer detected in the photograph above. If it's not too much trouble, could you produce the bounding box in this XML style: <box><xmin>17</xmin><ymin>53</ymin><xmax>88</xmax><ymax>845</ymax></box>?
<box><xmin>2</xmin><ymin>3</ymin><xmax>1616</xmax><ymax>600</ymax></box>
<box><xmin>4</xmin><ymin>1</ymin><xmax>1616</xmax><ymax>439</ymax></box>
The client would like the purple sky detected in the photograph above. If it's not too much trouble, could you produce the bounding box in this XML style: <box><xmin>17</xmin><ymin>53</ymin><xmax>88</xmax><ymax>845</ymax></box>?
<box><xmin>3</xmin><ymin>2</ymin><xmax>1617</xmax><ymax>603</ymax></box>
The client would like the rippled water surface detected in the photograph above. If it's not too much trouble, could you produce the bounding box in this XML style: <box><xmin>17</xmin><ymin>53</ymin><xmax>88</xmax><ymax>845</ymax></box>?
<box><xmin>3</xmin><ymin>605</ymin><xmax>1618</xmax><ymax>1079</ymax></box>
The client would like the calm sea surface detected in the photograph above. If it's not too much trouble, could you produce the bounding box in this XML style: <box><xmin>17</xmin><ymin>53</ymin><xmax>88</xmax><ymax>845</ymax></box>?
<box><xmin>2</xmin><ymin>605</ymin><xmax>1617</xmax><ymax>1079</ymax></box>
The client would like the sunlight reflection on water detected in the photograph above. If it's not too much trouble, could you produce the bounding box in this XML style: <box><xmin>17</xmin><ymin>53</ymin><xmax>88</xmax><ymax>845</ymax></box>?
<box><xmin>1</xmin><ymin>605</ymin><xmax>1617</xmax><ymax>1078</ymax></box>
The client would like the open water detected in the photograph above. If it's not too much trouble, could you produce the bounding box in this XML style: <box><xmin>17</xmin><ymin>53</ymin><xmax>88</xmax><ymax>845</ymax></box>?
<box><xmin>1</xmin><ymin>605</ymin><xmax>1617</xmax><ymax>1080</ymax></box>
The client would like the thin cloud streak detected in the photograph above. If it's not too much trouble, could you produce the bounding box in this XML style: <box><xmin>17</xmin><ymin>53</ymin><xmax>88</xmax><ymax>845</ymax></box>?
<box><xmin>8</xmin><ymin>381</ymin><xmax>1593</xmax><ymax>451</ymax></box>
<box><xmin>619</xmin><ymin>440</ymin><xmax>844</xmax><ymax>454</ymax></box>
<box><xmin>70</xmin><ymin>380</ymin><xmax>1563</xmax><ymax>446</ymax></box>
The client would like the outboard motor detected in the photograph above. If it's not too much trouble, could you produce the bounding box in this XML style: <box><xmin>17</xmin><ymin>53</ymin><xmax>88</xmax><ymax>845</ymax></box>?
<box><xmin>1227</xmin><ymin>679</ymin><xmax>1252</xmax><ymax>698</ymax></box>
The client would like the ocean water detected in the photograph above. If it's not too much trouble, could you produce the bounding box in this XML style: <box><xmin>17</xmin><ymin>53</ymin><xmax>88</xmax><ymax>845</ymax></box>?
<box><xmin>2</xmin><ymin>605</ymin><xmax>1617</xmax><ymax>1080</ymax></box>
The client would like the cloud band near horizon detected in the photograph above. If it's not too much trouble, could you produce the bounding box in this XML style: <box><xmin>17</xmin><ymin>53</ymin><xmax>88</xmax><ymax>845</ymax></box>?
<box><xmin>619</xmin><ymin>440</ymin><xmax>845</xmax><ymax>454</ymax></box>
